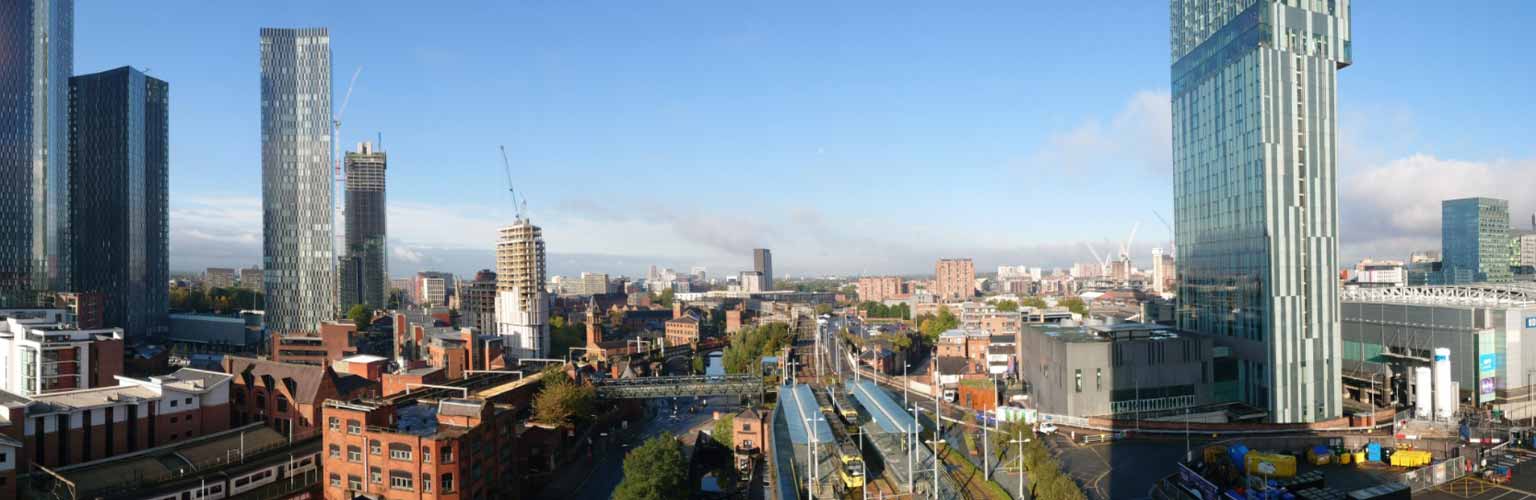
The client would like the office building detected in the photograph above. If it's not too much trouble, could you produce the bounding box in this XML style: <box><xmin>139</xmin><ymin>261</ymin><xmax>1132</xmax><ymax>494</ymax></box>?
<box><xmin>239</xmin><ymin>266</ymin><xmax>263</xmax><ymax>291</ymax></box>
<box><xmin>260</xmin><ymin>27</ymin><xmax>336</xmax><ymax>334</ymax></box>
<box><xmin>1151</xmin><ymin>248</ymin><xmax>1175</xmax><ymax>294</ymax></box>
<box><xmin>271</xmin><ymin>320</ymin><xmax>358</xmax><ymax>366</ymax></box>
<box><xmin>457</xmin><ymin>270</ymin><xmax>497</xmax><ymax>332</ymax></box>
<box><xmin>739</xmin><ymin>271</ymin><xmax>764</xmax><ymax>293</ymax></box>
<box><xmin>1513</xmin><ymin>231</ymin><xmax>1536</xmax><ymax>271</ymax></box>
<box><xmin>420</xmin><ymin>276</ymin><xmax>447</xmax><ymax>306</ymax></box>
<box><xmin>577</xmin><ymin>272</ymin><xmax>611</xmax><ymax>296</ymax></box>
<box><xmin>934</xmin><ymin>258</ymin><xmax>975</xmax><ymax>301</ymax></box>
<box><xmin>0</xmin><ymin>0</ymin><xmax>73</xmax><ymax>306</ymax></box>
<box><xmin>753</xmin><ymin>248</ymin><xmax>773</xmax><ymax>290</ymax></box>
<box><xmin>495</xmin><ymin>220</ymin><xmax>549</xmax><ymax>359</ymax></box>
<box><xmin>67</xmin><ymin>66</ymin><xmax>170</xmax><ymax>339</ymax></box>
<box><xmin>206</xmin><ymin>268</ymin><xmax>236</xmax><ymax>289</ymax></box>
<box><xmin>1171</xmin><ymin>0</ymin><xmax>1350</xmax><ymax>422</ymax></box>
<box><xmin>0</xmin><ymin>309</ymin><xmax>123</xmax><ymax>396</ymax></box>
<box><xmin>1351</xmin><ymin>259</ymin><xmax>1405</xmax><ymax>288</ymax></box>
<box><xmin>1440</xmin><ymin>197</ymin><xmax>1511</xmax><ymax>284</ymax></box>
<box><xmin>1017</xmin><ymin>322</ymin><xmax>1211</xmax><ymax>418</ymax></box>
<box><xmin>342</xmin><ymin>141</ymin><xmax>388</xmax><ymax>308</ymax></box>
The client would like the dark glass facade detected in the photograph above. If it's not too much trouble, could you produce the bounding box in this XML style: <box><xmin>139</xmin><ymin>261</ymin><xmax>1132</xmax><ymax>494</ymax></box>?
<box><xmin>343</xmin><ymin>143</ymin><xmax>387</xmax><ymax>309</ymax></box>
<box><xmin>1440</xmin><ymin>197</ymin><xmax>1511</xmax><ymax>284</ymax></box>
<box><xmin>68</xmin><ymin>66</ymin><xmax>169</xmax><ymax>339</ymax></box>
<box><xmin>0</xmin><ymin>0</ymin><xmax>73</xmax><ymax>306</ymax></box>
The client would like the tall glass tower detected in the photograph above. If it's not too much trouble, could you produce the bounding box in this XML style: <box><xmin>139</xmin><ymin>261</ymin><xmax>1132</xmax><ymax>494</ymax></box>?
<box><xmin>68</xmin><ymin>66</ymin><xmax>170</xmax><ymax>340</ymax></box>
<box><xmin>1172</xmin><ymin>0</ymin><xmax>1350</xmax><ymax>423</ymax></box>
<box><xmin>342</xmin><ymin>141</ymin><xmax>388</xmax><ymax>309</ymax></box>
<box><xmin>1440</xmin><ymin>197</ymin><xmax>1511</xmax><ymax>284</ymax></box>
<box><xmin>260</xmin><ymin>28</ymin><xmax>336</xmax><ymax>334</ymax></box>
<box><xmin>0</xmin><ymin>0</ymin><xmax>72</xmax><ymax>306</ymax></box>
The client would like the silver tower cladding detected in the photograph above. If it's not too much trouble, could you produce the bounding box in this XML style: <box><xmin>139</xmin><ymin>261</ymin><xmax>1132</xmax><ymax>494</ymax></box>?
<box><xmin>1172</xmin><ymin>0</ymin><xmax>1349</xmax><ymax>423</ymax></box>
<box><xmin>260</xmin><ymin>28</ymin><xmax>337</xmax><ymax>334</ymax></box>
<box><xmin>0</xmin><ymin>0</ymin><xmax>72</xmax><ymax>306</ymax></box>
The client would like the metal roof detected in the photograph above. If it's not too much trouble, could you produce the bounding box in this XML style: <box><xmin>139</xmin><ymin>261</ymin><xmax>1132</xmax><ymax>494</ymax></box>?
<box><xmin>847</xmin><ymin>380</ymin><xmax>915</xmax><ymax>435</ymax></box>
<box><xmin>779</xmin><ymin>384</ymin><xmax>831</xmax><ymax>444</ymax></box>
<box><xmin>1341</xmin><ymin>283</ymin><xmax>1536</xmax><ymax>308</ymax></box>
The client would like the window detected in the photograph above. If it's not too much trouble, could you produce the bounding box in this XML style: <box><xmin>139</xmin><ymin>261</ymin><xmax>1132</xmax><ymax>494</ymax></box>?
<box><xmin>170</xmin><ymin>433</ymin><xmax>178</xmax><ymax>440</ymax></box>
<box><xmin>348</xmin><ymin>475</ymin><xmax>362</xmax><ymax>491</ymax></box>
<box><xmin>330</xmin><ymin>473</ymin><xmax>341</xmax><ymax>487</ymax></box>
<box><xmin>1096</xmin><ymin>368</ymin><xmax>1102</xmax><ymax>390</ymax></box>
<box><xmin>389</xmin><ymin>470</ymin><xmax>414</xmax><ymax>491</ymax></box>
<box><xmin>347</xmin><ymin>419</ymin><xmax>361</xmax><ymax>434</ymax></box>
<box><xmin>347</xmin><ymin>446</ymin><xmax>362</xmax><ymax>462</ymax></box>
<box><xmin>422</xmin><ymin>474</ymin><xmax>433</xmax><ymax>492</ymax></box>
<box><xmin>329</xmin><ymin>444</ymin><xmax>340</xmax><ymax>458</ymax></box>
<box><xmin>370</xmin><ymin>467</ymin><xmax>382</xmax><ymax>484</ymax></box>
<box><xmin>741</xmin><ymin>423</ymin><xmax>751</xmax><ymax>432</ymax></box>
<box><xmin>421</xmin><ymin>446</ymin><xmax>431</xmax><ymax>463</ymax></box>
<box><xmin>169</xmin><ymin>400</ymin><xmax>178</xmax><ymax>408</ymax></box>
<box><xmin>1074</xmin><ymin>369</ymin><xmax>1083</xmax><ymax>393</ymax></box>
<box><xmin>441</xmin><ymin>474</ymin><xmax>454</xmax><ymax>492</ymax></box>
<box><xmin>389</xmin><ymin>443</ymin><xmax>412</xmax><ymax>461</ymax></box>
<box><xmin>170</xmin><ymin>416</ymin><xmax>178</xmax><ymax>423</ymax></box>
<box><xmin>184</xmin><ymin>397</ymin><xmax>193</xmax><ymax>405</ymax></box>
<box><xmin>440</xmin><ymin>446</ymin><xmax>454</xmax><ymax>463</ymax></box>
<box><xmin>369</xmin><ymin>440</ymin><xmax>382</xmax><ymax>455</ymax></box>
<box><xmin>328</xmin><ymin>417</ymin><xmax>340</xmax><ymax>430</ymax></box>
<box><xmin>276</xmin><ymin>397</ymin><xmax>288</xmax><ymax>412</ymax></box>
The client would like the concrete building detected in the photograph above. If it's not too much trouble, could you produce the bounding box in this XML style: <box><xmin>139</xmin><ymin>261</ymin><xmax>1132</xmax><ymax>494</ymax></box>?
<box><xmin>1151</xmin><ymin>247</ymin><xmax>1175</xmax><ymax>295</ymax></box>
<box><xmin>1514</xmin><ymin>231</ymin><xmax>1536</xmax><ymax>268</ymax></box>
<box><xmin>495</xmin><ymin>220</ymin><xmax>549</xmax><ymax>359</ymax></box>
<box><xmin>1340</xmin><ymin>284</ymin><xmax>1536</xmax><ymax>419</ymax></box>
<box><xmin>1352</xmin><ymin>259</ymin><xmax>1406</xmax><ymax>288</ymax></box>
<box><xmin>224</xmin><ymin>356</ymin><xmax>376</xmax><ymax>439</ymax></box>
<box><xmin>0</xmin><ymin>309</ymin><xmax>123</xmax><ymax>396</ymax></box>
<box><xmin>753</xmin><ymin>248</ymin><xmax>773</xmax><ymax>290</ymax></box>
<box><xmin>0</xmin><ymin>0</ymin><xmax>73</xmax><ymax>307</ymax></box>
<box><xmin>271</xmin><ymin>320</ymin><xmax>358</xmax><ymax>366</ymax></box>
<box><xmin>342</xmin><ymin>141</ymin><xmax>388</xmax><ymax>309</ymax></box>
<box><xmin>456</xmin><ymin>270</ymin><xmax>497</xmax><ymax>332</ymax></box>
<box><xmin>934</xmin><ymin>258</ymin><xmax>975</xmax><ymax>302</ymax></box>
<box><xmin>68</xmin><ymin>66</ymin><xmax>171</xmax><ymax>340</ymax></box>
<box><xmin>239</xmin><ymin>266</ymin><xmax>263</xmax><ymax>291</ymax></box>
<box><xmin>1017</xmin><ymin>323</ymin><xmax>1210</xmax><ymax>418</ymax></box>
<box><xmin>168</xmin><ymin>313</ymin><xmax>265</xmax><ymax>354</ymax></box>
<box><xmin>739</xmin><ymin>271</ymin><xmax>764</xmax><ymax>293</ymax></box>
<box><xmin>260</xmin><ymin>27</ymin><xmax>337</xmax><ymax>334</ymax></box>
<box><xmin>1441</xmin><ymin>197</ymin><xmax>1512</xmax><ymax>284</ymax></box>
<box><xmin>1172</xmin><ymin>0</ymin><xmax>1350</xmax><ymax>423</ymax></box>
<box><xmin>420</xmin><ymin>276</ymin><xmax>447</xmax><ymax>307</ymax></box>
<box><xmin>206</xmin><ymin>268</ymin><xmax>237</xmax><ymax>289</ymax></box>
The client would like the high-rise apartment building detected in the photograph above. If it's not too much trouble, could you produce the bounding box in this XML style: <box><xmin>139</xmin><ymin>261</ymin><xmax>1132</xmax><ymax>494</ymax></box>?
<box><xmin>260</xmin><ymin>27</ymin><xmax>336</xmax><ymax>334</ymax></box>
<box><xmin>1151</xmin><ymin>248</ymin><xmax>1176</xmax><ymax>295</ymax></box>
<box><xmin>578</xmin><ymin>272</ymin><xmax>610</xmax><ymax>296</ymax></box>
<box><xmin>205</xmin><ymin>268</ymin><xmax>236</xmax><ymax>289</ymax></box>
<box><xmin>934</xmin><ymin>258</ymin><xmax>975</xmax><ymax>301</ymax></box>
<box><xmin>341</xmin><ymin>142</ymin><xmax>387</xmax><ymax>308</ymax></box>
<box><xmin>457</xmin><ymin>270</ymin><xmax>497</xmax><ymax>332</ymax></box>
<box><xmin>0</xmin><ymin>0</ymin><xmax>73</xmax><ymax>306</ymax></box>
<box><xmin>858</xmin><ymin>276</ymin><xmax>905</xmax><ymax>302</ymax></box>
<box><xmin>495</xmin><ymin>220</ymin><xmax>548</xmax><ymax>359</ymax></box>
<box><xmin>420</xmin><ymin>277</ymin><xmax>447</xmax><ymax>307</ymax></box>
<box><xmin>753</xmin><ymin>248</ymin><xmax>773</xmax><ymax>290</ymax></box>
<box><xmin>239</xmin><ymin>266</ymin><xmax>263</xmax><ymax>291</ymax></box>
<box><xmin>1440</xmin><ymin>197</ymin><xmax>1511</xmax><ymax>284</ymax></box>
<box><xmin>1172</xmin><ymin>0</ymin><xmax>1350</xmax><ymax>422</ymax></box>
<box><xmin>67</xmin><ymin>66</ymin><xmax>170</xmax><ymax>339</ymax></box>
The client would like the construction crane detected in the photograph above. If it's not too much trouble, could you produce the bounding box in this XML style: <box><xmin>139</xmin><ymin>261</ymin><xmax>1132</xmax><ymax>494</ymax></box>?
<box><xmin>499</xmin><ymin>145</ymin><xmax>527</xmax><ymax>221</ymax></box>
<box><xmin>332</xmin><ymin>66</ymin><xmax>363</xmax><ymax>248</ymax></box>
<box><xmin>1153</xmin><ymin>209</ymin><xmax>1176</xmax><ymax>254</ymax></box>
<box><xmin>1118</xmin><ymin>222</ymin><xmax>1140</xmax><ymax>262</ymax></box>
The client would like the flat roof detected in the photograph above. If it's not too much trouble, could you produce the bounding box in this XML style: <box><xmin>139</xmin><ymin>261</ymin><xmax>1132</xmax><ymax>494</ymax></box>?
<box><xmin>847</xmin><ymin>380</ymin><xmax>915</xmax><ymax>435</ymax></box>
<box><xmin>1023</xmin><ymin>322</ymin><xmax>1181</xmax><ymax>343</ymax></box>
<box><xmin>55</xmin><ymin>424</ymin><xmax>287</xmax><ymax>496</ymax></box>
<box><xmin>342</xmin><ymin>354</ymin><xmax>388</xmax><ymax>363</ymax></box>
<box><xmin>780</xmin><ymin>384</ymin><xmax>831</xmax><ymax>445</ymax></box>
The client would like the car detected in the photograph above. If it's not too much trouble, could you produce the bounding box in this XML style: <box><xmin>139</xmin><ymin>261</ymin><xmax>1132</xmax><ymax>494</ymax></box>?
<box><xmin>1037</xmin><ymin>422</ymin><xmax>1058</xmax><ymax>435</ymax></box>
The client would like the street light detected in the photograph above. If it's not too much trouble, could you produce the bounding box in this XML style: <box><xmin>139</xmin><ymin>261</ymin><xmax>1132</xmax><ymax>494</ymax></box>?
<box><xmin>805</xmin><ymin>415</ymin><xmax>826</xmax><ymax>500</ymax></box>
<box><xmin>910</xmin><ymin>406</ymin><xmax>926</xmax><ymax>495</ymax></box>
<box><xmin>1010</xmin><ymin>437</ymin><xmax>1031</xmax><ymax>500</ymax></box>
<box><xmin>924</xmin><ymin>438</ymin><xmax>942</xmax><ymax>500</ymax></box>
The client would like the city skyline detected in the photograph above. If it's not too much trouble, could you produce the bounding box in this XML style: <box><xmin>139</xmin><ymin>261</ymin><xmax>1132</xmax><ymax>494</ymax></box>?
<box><xmin>69</xmin><ymin>1</ymin><xmax>1536</xmax><ymax>278</ymax></box>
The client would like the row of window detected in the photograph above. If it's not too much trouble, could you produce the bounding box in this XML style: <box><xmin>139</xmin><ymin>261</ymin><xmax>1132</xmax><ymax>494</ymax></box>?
<box><xmin>330</xmin><ymin>442</ymin><xmax>452</xmax><ymax>463</ymax></box>
<box><xmin>331</xmin><ymin>471</ymin><xmax>454</xmax><ymax>493</ymax></box>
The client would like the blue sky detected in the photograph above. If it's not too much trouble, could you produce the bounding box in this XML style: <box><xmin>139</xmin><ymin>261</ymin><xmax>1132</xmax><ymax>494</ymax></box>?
<box><xmin>76</xmin><ymin>1</ymin><xmax>1536</xmax><ymax>277</ymax></box>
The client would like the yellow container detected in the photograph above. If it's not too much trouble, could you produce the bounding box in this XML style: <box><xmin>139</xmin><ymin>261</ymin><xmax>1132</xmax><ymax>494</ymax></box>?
<box><xmin>1245</xmin><ymin>453</ymin><xmax>1297</xmax><ymax>478</ymax></box>
<box><xmin>1353</xmin><ymin>451</ymin><xmax>1366</xmax><ymax>465</ymax></box>
<box><xmin>1389</xmin><ymin>450</ymin><xmax>1432</xmax><ymax>467</ymax></box>
<box><xmin>1338</xmin><ymin>452</ymin><xmax>1352</xmax><ymax>465</ymax></box>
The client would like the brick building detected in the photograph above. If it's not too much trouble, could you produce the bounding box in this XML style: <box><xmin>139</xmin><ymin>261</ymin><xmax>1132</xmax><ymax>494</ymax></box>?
<box><xmin>664</xmin><ymin>316</ymin><xmax>701</xmax><ymax>347</ymax></box>
<box><xmin>271</xmin><ymin>320</ymin><xmax>358</xmax><ymax>366</ymax></box>
<box><xmin>857</xmin><ymin>276</ymin><xmax>906</xmax><ymax>302</ymax></box>
<box><xmin>0</xmin><ymin>309</ymin><xmax>124</xmax><ymax>396</ymax></box>
<box><xmin>934</xmin><ymin>258</ymin><xmax>975</xmax><ymax>301</ymax></box>
<box><xmin>224</xmin><ymin>356</ymin><xmax>378</xmax><ymax>438</ymax></box>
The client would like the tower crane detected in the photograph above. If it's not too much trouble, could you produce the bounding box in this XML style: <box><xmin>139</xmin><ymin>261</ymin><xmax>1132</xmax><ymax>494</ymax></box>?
<box><xmin>499</xmin><ymin>145</ymin><xmax>527</xmax><ymax>221</ymax></box>
<box><xmin>332</xmin><ymin>66</ymin><xmax>363</xmax><ymax>245</ymax></box>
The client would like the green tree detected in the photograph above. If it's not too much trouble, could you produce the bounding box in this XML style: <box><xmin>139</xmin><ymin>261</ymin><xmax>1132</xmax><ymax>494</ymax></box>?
<box><xmin>1060</xmin><ymin>296</ymin><xmax>1088</xmax><ymax>315</ymax></box>
<box><xmin>814</xmin><ymin>304</ymin><xmax>833</xmax><ymax>316</ymax></box>
<box><xmin>1020</xmin><ymin>296</ymin><xmax>1048</xmax><ymax>309</ymax></box>
<box><xmin>613</xmin><ymin>433</ymin><xmax>689</xmax><ymax>500</ymax></box>
<box><xmin>549</xmin><ymin>318</ymin><xmax>586</xmax><ymax>361</ymax></box>
<box><xmin>655</xmin><ymin>288</ymin><xmax>676</xmax><ymax>307</ymax></box>
<box><xmin>692</xmin><ymin>355</ymin><xmax>706</xmax><ymax>374</ymax></box>
<box><xmin>712</xmin><ymin>414</ymin><xmax>735</xmax><ymax>448</ymax></box>
<box><xmin>991</xmin><ymin>299</ymin><xmax>1019</xmax><ymax>312</ymax></box>
<box><xmin>919</xmin><ymin>306</ymin><xmax>958</xmax><ymax>343</ymax></box>
<box><xmin>532</xmin><ymin>369</ymin><xmax>595</xmax><ymax>427</ymax></box>
<box><xmin>387</xmin><ymin>288</ymin><xmax>405</xmax><ymax>310</ymax></box>
<box><xmin>347</xmin><ymin>304</ymin><xmax>371</xmax><ymax>329</ymax></box>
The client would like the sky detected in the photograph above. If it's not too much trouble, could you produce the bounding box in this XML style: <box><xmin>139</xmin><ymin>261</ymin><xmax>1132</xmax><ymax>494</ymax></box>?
<box><xmin>75</xmin><ymin>1</ymin><xmax>1536</xmax><ymax>278</ymax></box>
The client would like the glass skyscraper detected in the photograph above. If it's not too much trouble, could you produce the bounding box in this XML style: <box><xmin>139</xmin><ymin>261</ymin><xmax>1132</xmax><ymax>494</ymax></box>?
<box><xmin>342</xmin><ymin>142</ymin><xmax>388</xmax><ymax>309</ymax></box>
<box><xmin>261</xmin><ymin>27</ymin><xmax>337</xmax><ymax>334</ymax></box>
<box><xmin>1440</xmin><ymin>197</ymin><xmax>1511</xmax><ymax>284</ymax></box>
<box><xmin>0</xmin><ymin>0</ymin><xmax>73</xmax><ymax>306</ymax></box>
<box><xmin>1172</xmin><ymin>0</ymin><xmax>1350</xmax><ymax>423</ymax></box>
<box><xmin>68</xmin><ymin>66</ymin><xmax>170</xmax><ymax>339</ymax></box>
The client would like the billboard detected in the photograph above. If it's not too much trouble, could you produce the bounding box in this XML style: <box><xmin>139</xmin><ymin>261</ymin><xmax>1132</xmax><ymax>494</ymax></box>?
<box><xmin>1477</xmin><ymin>352</ymin><xmax>1497</xmax><ymax>404</ymax></box>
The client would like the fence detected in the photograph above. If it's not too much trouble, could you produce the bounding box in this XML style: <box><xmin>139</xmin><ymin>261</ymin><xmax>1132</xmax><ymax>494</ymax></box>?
<box><xmin>1396</xmin><ymin>455</ymin><xmax>1468</xmax><ymax>491</ymax></box>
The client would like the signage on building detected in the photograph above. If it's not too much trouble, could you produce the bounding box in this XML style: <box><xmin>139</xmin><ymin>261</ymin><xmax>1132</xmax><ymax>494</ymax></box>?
<box><xmin>1477</xmin><ymin>352</ymin><xmax>1497</xmax><ymax>404</ymax></box>
<box><xmin>1526</xmin><ymin>316</ymin><xmax>1536</xmax><ymax>329</ymax></box>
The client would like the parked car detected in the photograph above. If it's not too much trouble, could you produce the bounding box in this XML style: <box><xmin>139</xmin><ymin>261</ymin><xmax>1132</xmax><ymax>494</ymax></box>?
<box><xmin>1037</xmin><ymin>422</ymin><xmax>1058</xmax><ymax>435</ymax></box>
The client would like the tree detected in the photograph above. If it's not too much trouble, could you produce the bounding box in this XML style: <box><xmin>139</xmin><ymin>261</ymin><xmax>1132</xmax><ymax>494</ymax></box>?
<box><xmin>722</xmin><ymin>322</ymin><xmax>791</xmax><ymax>374</ymax></box>
<box><xmin>532</xmin><ymin>370</ymin><xmax>595</xmax><ymax>427</ymax></box>
<box><xmin>549</xmin><ymin>319</ymin><xmax>586</xmax><ymax>361</ymax></box>
<box><xmin>991</xmin><ymin>299</ymin><xmax>1019</xmax><ymax>312</ymax></box>
<box><xmin>712</xmin><ymin>414</ymin><xmax>735</xmax><ymax>448</ymax></box>
<box><xmin>814</xmin><ymin>304</ymin><xmax>833</xmax><ymax>316</ymax></box>
<box><xmin>1020</xmin><ymin>296</ymin><xmax>1048</xmax><ymax>309</ymax></box>
<box><xmin>348</xmin><ymin>304</ymin><xmax>371</xmax><ymax>330</ymax></box>
<box><xmin>919</xmin><ymin>306</ymin><xmax>958</xmax><ymax>343</ymax></box>
<box><xmin>613</xmin><ymin>433</ymin><xmax>689</xmax><ymax>500</ymax></box>
<box><xmin>692</xmin><ymin>355</ymin><xmax>706</xmax><ymax>374</ymax></box>
<box><xmin>838</xmin><ymin>284</ymin><xmax>858</xmax><ymax>301</ymax></box>
<box><xmin>1059</xmin><ymin>296</ymin><xmax>1088</xmax><ymax>315</ymax></box>
<box><xmin>655</xmin><ymin>288</ymin><xmax>675</xmax><ymax>307</ymax></box>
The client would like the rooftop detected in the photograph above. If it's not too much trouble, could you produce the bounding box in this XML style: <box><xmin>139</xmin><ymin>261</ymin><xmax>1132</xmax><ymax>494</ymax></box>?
<box><xmin>1023</xmin><ymin>322</ymin><xmax>1181</xmax><ymax>343</ymax></box>
<box><xmin>1341</xmin><ymin>282</ymin><xmax>1536</xmax><ymax>308</ymax></box>
<box><xmin>342</xmin><ymin>354</ymin><xmax>388</xmax><ymax>364</ymax></box>
<box><xmin>51</xmin><ymin>424</ymin><xmax>289</xmax><ymax>497</ymax></box>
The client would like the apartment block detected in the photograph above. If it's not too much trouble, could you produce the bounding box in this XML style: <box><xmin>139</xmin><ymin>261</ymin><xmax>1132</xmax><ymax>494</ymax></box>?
<box><xmin>934</xmin><ymin>258</ymin><xmax>975</xmax><ymax>301</ymax></box>
<box><xmin>0</xmin><ymin>309</ymin><xmax>124</xmax><ymax>396</ymax></box>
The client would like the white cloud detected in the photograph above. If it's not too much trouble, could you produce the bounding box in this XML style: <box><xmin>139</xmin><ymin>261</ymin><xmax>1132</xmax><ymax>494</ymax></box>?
<box><xmin>1028</xmin><ymin>89</ymin><xmax>1171</xmax><ymax>175</ymax></box>
<box><xmin>1339</xmin><ymin>154</ymin><xmax>1536</xmax><ymax>262</ymax></box>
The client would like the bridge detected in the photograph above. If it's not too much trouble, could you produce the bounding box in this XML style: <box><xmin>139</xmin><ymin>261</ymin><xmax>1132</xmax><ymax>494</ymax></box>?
<box><xmin>592</xmin><ymin>374</ymin><xmax>765</xmax><ymax>399</ymax></box>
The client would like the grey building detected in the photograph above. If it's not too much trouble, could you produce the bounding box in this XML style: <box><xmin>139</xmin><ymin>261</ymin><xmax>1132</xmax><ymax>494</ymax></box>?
<box><xmin>168</xmin><ymin>313</ymin><xmax>265</xmax><ymax>353</ymax></box>
<box><xmin>1440</xmin><ymin>197</ymin><xmax>1511</xmax><ymax>284</ymax></box>
<box><xmin>260</xmin><ymin>27</ymin><xmax>336</xmax><ymax>334</ymax></box>
<box><xmin>1341</xmin><ymin>284</ymin><xmax>1536</xmax><ymax>419</ymax></box>
<box><xmin>1171</xmin><ymin>0</ymin><xmax>1350</xmax><ymax>423</ymax></box>
<box><xmin>753</xmin><ymin>248</ymin><xmax>773</xmax><ymax>290</ymax></box>
<box><xmin>68</xmin><ymin>66</ymin><xmax>170</xmax><ymax>340</ymax></box>
<box><xmin>342</xmin><ymin>141</ymin><xmax>387</xmax><ymax>308</ymax></box>
<box><xmin>1017</xmin><ymin>322</ymin><xmax>1210</xmax><ymax>418</ymax></box>
<box><xmin>457</xmin><ymin>270</ymin><xmax>496</xmax><ymax>332</ymax></box>
<box><xmin>0</xmin><ymin>0</ymin><xmax>73</xmax><ymax>306</ymax></box>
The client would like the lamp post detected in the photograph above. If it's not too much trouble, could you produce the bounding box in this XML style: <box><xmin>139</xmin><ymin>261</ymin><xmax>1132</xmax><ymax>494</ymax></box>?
<box><xmin>806</xmin><ymin>415</ymin><xmax>826</xmax><ymax>500</ymax></box>
<box><xmin>1010</xmin><ymin>437</ymin><xmax>1031</xmax><ymax>500</ymax></box>
<box><xmin>910</xmin><ymin>406</ymin><xmax>925</xmax><ymax>495</ymax></box>
<box><xmin>925</xmin><ymin>438</ymin><xmax>942</xmax><ymax>500</ymax></box>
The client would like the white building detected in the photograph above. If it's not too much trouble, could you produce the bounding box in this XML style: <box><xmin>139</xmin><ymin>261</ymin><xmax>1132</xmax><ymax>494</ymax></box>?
<box><xmin>495</xmin><ymin>220</ymin><xmax>549</xmax><ymax>359</ymax></box>
<box><xmin>0</xmin><ymin>310</ymin><xmax>124</xmax><ymax>396</ymax></box>
<box><xmin>739</xmin><ymin>271</ymin><xmax>764</xmax><ymax>293</ymax></box>
<box><xmin>1352</xmin><ymin>259</ymin><xmax>1406</xmax><ymax>288</ymax></box>
<box><xmin>419</xmin><ymin>276</ymin><xmax>447</xmax><ymax>306</ymax></box>
<box><xmin>1151</xmin><ymin>248</ymin><xmax>1176</xmax><ymax>294</ymax></box>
